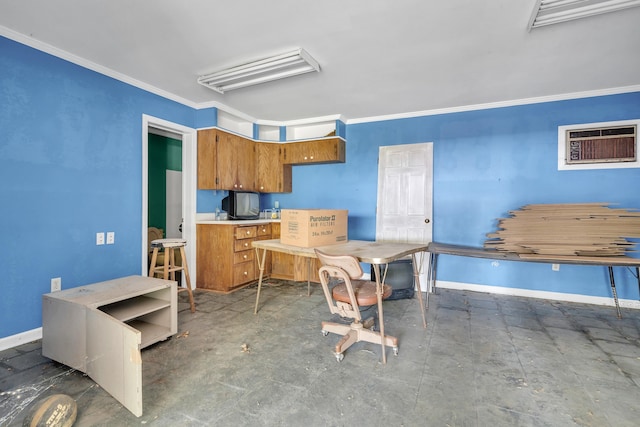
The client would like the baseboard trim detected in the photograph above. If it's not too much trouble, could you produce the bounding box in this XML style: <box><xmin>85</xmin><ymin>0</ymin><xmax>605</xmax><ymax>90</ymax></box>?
<box><xmin>0</xmin><ymin>328</ymin><xmax>42</xmax><ymax>352</ymax></box>
<box><xmin>435</xmin><ymin>281</ymin><xmax>640</xmax><ymax>310</ymax></box>
<box><xmin>2</xmin><ymin>282</ymin><xmax>636</xmax><ymax>351</ymax></box>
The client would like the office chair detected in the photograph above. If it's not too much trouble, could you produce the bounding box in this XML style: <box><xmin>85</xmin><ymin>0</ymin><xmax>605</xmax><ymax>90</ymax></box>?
<box><xmin>315</xmin><ymin>249</ymin><xmax>398</xmax><ymax>361</ymax></box>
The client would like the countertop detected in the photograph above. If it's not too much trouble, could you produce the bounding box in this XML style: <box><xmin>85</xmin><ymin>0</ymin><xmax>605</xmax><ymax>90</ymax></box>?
<box><xmin>196</xmin><ymin>214</ymin><xmax>280</xmax><ymax>225</ymax></box>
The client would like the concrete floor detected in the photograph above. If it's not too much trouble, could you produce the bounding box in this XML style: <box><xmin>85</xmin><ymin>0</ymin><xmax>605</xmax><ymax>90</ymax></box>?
<box><xmin>2</xmin><ymin>280</ymin><xmax>640</xmax><ymax>426</ymax></box>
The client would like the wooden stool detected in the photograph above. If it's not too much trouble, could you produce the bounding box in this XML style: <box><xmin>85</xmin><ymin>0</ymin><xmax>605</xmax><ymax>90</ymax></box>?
<box><xmin>149</xmin><ymin>238</ymin><xmax>195</xmax><ymax>313</ymax></box>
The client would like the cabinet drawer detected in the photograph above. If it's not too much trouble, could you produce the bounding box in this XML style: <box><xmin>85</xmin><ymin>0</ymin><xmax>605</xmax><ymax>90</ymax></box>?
<box><xmin>234</xmin><ymin>238</ymin><xmax>254</xmax><ymax>252</ymax></box>
<box><xmin>235</xmin><ymin>226</ymin><xmax>257</xmax><ymax>240</ymax></box>
<box><xmin>234</xmin><ymin>250</ymin><xmax>254</xmax><ymax>264</ymax></box>
<box><xmin>257</xmin><ymin>224</ymin><xmax>271</xmax><ymax>237</ymax></box>
<box><xmin>233</xmin><ymin>261</ymin><xmax>255</xmax><ymax>285</ymax></box>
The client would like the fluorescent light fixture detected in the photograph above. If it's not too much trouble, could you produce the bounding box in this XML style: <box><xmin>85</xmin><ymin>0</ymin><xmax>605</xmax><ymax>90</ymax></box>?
<box><xmin>197</xmin><ymin>48</ymin><xmax>320</xmax><ymax>94</ymax></box>
<box><xmin>528</xmin><ymin>0</ymin><xmax>640</xmax><ymax>30</ymax></box>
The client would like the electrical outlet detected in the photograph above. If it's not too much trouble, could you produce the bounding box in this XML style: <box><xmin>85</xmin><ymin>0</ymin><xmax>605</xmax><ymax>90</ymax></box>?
<box><xmin>96</xmin><ymin>232</ymin><xmax>105</xmax><ymax>245</ymax></box>
<box><xmin>552</xmin><ymin>263</ymin><xmax>560</xmax><ymax>271</ymax></box>
<box><xmin>107</xmin><ymin>231</ymin><xmax>115</xmax><ymax>244</ymax></box>
<box><xmin>51</xmin><ymin>277</ymin><xmax>61</xmax><ymax>292</ymax></box>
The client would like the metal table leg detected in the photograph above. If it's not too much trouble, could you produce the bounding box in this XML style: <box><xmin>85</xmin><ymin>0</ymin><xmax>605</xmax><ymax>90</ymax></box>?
<box><xmin>608</xmin><ymin>266</ymin><xmax>622</xmax><ymax>319</ymax></box>
<box><xmin>372</xmin><ymin>263</ymin><xmax>388</xmax><ymax>364</ymax></box>
<box><xmin>253</xmin><ymin>248</ymin><xmax>268</xmax><ymax>314</ymax></box>
<box><xmin>412</xmin><ymin>252</ymin><xmax>427</xmax><ymax>329</ymax></box>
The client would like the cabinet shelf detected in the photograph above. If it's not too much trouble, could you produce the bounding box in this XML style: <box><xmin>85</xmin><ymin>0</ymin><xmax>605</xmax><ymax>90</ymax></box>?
<box><xmin>127</xmin><ymin>319</ymin><xmax>173</xmax><ymax>349</ymax></box>
<box><xmin>99</xmin><ymin>295</ymin><xmax>171</xmax><ymax>322</ymax></box>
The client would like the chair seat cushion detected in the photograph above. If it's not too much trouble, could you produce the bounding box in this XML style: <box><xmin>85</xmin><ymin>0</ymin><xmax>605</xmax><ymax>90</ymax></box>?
<box><xmin>332</xmin><ymin>280</ymin><xmax>392</xmax><ymax>306</ymax></box>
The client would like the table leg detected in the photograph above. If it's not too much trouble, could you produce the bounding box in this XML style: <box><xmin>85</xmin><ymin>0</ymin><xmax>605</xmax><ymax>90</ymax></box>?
<box><xmin>608</xmin><ymin>266</ymin><xmax>622</xmax><ymax>319</ymax></box>
<box><xmin>372</xmin><ymin>263</ymin><xmax>387</xmax><ymax>364</ymax></box>
<box><xmin>253</xmin><ymin>248</ymin><xmax>268</xmax><ymax>315</ymax></box>
<box><xmin>412</xmin><ymin>252</ymin><xmax>427</xmax><ymax>329</ymax></box>
<box><xmin>307</xmin><ymin>258</ymin><xmax>311</xmax><ymax>296</ymax></box>
<box><xmin>428</xmin><ymin>252</ymin><xmax>439</xmax><ymax>295</ymax></box>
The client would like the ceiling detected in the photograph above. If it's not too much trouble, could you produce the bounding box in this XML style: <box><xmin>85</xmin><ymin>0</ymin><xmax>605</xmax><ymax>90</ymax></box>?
<box><xmin>1</xmin><ymin>0</ymin><xmax>639</xmax><ymax>123</ymax></box>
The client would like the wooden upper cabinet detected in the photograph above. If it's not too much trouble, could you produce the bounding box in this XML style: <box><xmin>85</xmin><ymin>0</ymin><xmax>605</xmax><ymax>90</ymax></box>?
<box><xmin>217</xmin><ymin>131</ymin><xmax>255</xmax><ymax>191</ymax></box>
<box><xmin>281</xmin><ymin>138</ymin><xmax>345</xmax><ymax>165</ymax></box>
<box><xmin>197</xmin><ymin>129</ymin><xmax>255</xmax><ymax>191</ymax></box>
<box><xmin>197</xmin><ymin>129</ymin><xmax>218</xmax><ymax>190</ymax></box>
<box><xmin>255</xmin><ymin>142</ymin><xmax>292</xmax><ymax>193</ymax></box>
<box><xmin>198</xmin><ymin>129</ymin><xmax>344</xmax><ymax>192</ymax></box>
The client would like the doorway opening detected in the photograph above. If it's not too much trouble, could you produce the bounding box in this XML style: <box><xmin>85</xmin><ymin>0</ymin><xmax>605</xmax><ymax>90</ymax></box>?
<box><xmin>142</xmin><ymin>115</ymin><xmax>197</xmax><ymax>288</ymax></box>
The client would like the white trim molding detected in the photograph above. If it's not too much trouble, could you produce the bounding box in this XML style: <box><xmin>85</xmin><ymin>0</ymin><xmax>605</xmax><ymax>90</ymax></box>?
<box><xmin>142</xmin><ymin>115</ymin><xmax>197</xmax><ymax>289</ymax></box>
<box><xmin>436</xmin><ymin>280</ymin><xmax>640</xmax><ymax>310</ymax></box>
<box><xmin>0</xmin><ymin>328</ymin><xmax>42</xmax><ymax>352</ymax></box>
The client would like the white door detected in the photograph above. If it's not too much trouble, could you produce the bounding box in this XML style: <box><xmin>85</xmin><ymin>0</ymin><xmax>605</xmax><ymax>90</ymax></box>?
<box><xmin>376</xmin><ymin>142</ymin><xmax>433</xmax><ymax>290</ymax></box>
<box><xmin>166</xmin><ymin>170</ymin><xmax>182</xmax><ymax>239</ymax></box>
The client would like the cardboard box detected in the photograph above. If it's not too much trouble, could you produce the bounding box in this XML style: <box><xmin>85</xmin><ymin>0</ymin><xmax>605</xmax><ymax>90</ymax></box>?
<box><xmin>280</xmin><ymin>209</ymin><xmax>348</xmax><ymax>247</ymax></box>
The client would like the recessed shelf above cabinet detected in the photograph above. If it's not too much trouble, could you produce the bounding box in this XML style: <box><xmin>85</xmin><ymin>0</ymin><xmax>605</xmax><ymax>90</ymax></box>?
<box><xmin>216</xmin><ymin>108</ymin><xmax>342</xmax><ymax>142</ymax></box>
<box><xmin>217</xmin><ymin>110</ymin><xmax>254</xmax><ymax>138</ymax></box>
<box><xmin>258</xmin><ymin>124</ymin><xmax>280</xmax><ymax>141</ymax></box>
<box><xmin>286</xmin><ymin>120</ymin><xmax>336</xmax><ymax>141</ymax></box>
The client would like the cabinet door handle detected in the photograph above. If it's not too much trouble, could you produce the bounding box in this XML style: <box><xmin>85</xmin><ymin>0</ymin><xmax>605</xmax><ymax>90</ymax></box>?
<box><xmin>243</xmin><ymin>255</ymin><xmax>248</xmax><ymax>259</ymax></box>
<box><xmin>246</xmin><ymin>231</ymin><xmax>251</xmax><ymax>235</ymax></box>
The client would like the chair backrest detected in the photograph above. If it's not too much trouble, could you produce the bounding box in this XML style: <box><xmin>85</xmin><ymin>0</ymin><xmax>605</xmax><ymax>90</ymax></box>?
<box><xmin>315</xmin><ymin>250</ymin><xmax>363</xmax><ymax>279</ymax></box>
<box><xmin>315</xmin><ymin>250</ymin><xmax>366</xmax><ymax>319</ymax></box>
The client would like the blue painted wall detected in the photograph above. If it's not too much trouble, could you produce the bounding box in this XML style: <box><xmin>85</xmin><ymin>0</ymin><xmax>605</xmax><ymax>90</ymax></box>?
<box><xmin>0</xmin><ymin>36</ymin><xmax>197</xmax><ymax>338</ymax></box>
<box><xmin>267</xmin><ymin>93</ymin><xmax>640</xmax><ymax>301</ymax></box>
<box><xmin>2</xmin><ymin>33</ymin><xmax>639</xmax><ymax>341</ymax></box>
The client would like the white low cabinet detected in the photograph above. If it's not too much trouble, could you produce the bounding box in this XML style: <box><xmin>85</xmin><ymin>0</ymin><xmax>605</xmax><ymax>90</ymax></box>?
<box><xmin>42</xmin><ymin>275</ymin><xmax>177</xmax><ymax>417</ymax></box>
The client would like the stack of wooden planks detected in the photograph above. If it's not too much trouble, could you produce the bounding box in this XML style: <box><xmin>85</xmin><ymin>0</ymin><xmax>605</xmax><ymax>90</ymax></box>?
<box><xmin>485</xmin><ymin>203</ymin><xmax>640</xmax><ymax>260</ymax></box>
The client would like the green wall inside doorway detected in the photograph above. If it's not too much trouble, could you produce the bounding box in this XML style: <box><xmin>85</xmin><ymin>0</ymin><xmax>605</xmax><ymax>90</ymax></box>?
<box><xmin>148</xmin><ymin>133</ymin><xmax>182</xmax><ymax>235</ymax></box>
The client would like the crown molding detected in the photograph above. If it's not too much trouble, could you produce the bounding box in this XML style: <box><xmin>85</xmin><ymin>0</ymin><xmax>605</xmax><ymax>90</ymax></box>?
<box><xmin>3</xmin><ymin>25</ymin><xmax>638</xmax><ymax>128</ymax></box>
<box><xmin>346</xmin><ymin>85</ymin><xmax>640</xmax><ymax>125</ymax></box>
<box><xmin>0</xmin><ymin>25</ymin><xmax>199</xmax><ymax>109</ymax></box>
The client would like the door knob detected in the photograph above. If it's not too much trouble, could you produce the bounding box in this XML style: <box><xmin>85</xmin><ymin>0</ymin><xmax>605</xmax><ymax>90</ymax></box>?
<box><xmin>424</xmin><ymin>218</ymin><xmax>430</xmax><ymax>224</ymax></box>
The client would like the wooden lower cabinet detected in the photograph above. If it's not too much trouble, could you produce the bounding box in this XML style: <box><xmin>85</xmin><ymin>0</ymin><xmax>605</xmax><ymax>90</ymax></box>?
<box><xmin>197</xmin><ymin>221</ymin><xmax>319</xmax><ymax>293</ymax></box>
<box><xmin>268</xmin><ymin>222</ymin><xmax>320</xmax><ymax>283</ymax></box>
<box><xmin>197</xmin><ymin>223</ymin><xmax>257</xmax><ymax>292</ymax></box>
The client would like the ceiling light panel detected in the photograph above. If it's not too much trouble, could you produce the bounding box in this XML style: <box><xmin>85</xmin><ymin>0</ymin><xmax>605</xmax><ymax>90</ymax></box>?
<box><xmin>528</xmin><ymin>0</ymin><xmax>640</xmax><ymax>30</ymax></box>
<box><xmin>197</xmin><ymin>48</ymin><xmax>320</xmax><ymax>94</ymax></box>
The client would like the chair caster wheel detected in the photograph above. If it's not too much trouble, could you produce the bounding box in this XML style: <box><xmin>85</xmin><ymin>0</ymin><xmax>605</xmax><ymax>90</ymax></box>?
<box><xmin>322</xmin><ymin>330</ymin><xmax>329</xmax><ymax>336</ymax></box>
<box><xmin>335</xmin><ymin>353</ymin><xmax>344</xmax><ymax>362</ymax></box>
<box><xmin>393</xmin><ymin>347</ymin><xmax>399</xmax><ymax>356</ymax></box>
